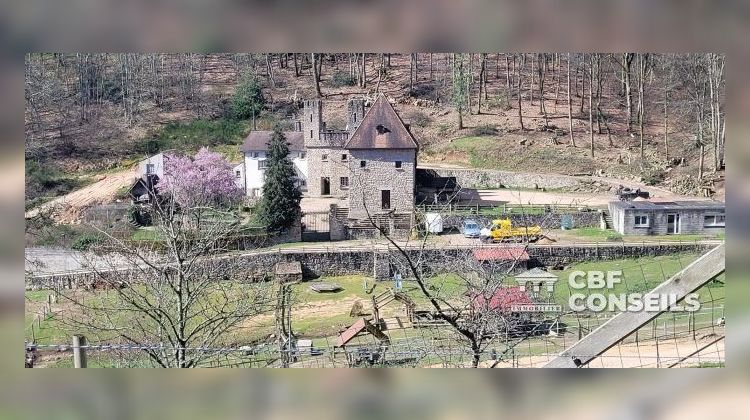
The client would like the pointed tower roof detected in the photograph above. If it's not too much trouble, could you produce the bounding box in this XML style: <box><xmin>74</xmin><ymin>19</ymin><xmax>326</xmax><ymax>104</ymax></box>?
<box><xmin>344</xmin><ymin>94</ymin><xmax>418</xmax><ymax>150</ymax></box>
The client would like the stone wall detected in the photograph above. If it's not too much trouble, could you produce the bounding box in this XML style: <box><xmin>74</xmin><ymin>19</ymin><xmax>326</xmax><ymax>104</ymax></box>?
<box><xmin>306</xmin><ymin>148</ymin><xmax>351</xmax><ymax>197</ymax></box>
<box><xmin>28</xmin><ymin>242</ymin><xmax>717</xmax><ymax>289</ymax></box>
<box><xmin>527</xmin><ymin>242</ymin><xmax>715</xmax><ymax>268</ymax></box>
<box><xmin>427</xmin><ymin>167</ymin><xmax>583</xmax><ymax>190</ymax></box>
<box><xmin>348</xmin><ymin>149</ymin><xmax>417</xmax><ymax>219</ymax></box>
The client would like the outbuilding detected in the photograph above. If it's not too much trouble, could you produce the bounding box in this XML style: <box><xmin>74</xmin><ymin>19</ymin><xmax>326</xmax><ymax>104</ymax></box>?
<box><xmin>608</xmin><ymin>200</ymin><xmax>725</xmax><ymax>235</ymax></box>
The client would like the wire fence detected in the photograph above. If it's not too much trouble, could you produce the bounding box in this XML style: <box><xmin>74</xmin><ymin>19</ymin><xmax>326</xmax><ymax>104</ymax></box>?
<box><xmin>25</xmin><ymin>241</ymin><xmax>725</xmax><ymax>368</ymax></box>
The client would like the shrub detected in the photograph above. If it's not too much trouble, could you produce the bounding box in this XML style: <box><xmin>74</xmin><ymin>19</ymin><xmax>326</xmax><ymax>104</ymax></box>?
<box><xmin>406</xmin><ymin>111</ymin><xmax>431</xmax><ymax>128</ymax></box>
<box><xmin>437</xmin><ymin>124</ymin><xmax>452</xmax><ymax>137</ymax></box>
<box><xmin>330</xmin><ymin>71</ymin><xmax>356</xmax><ymax>87</ymax></box>
<box><xmin>231</xmin><ymin>72</ymin><xmax>265</xmax><ymax>120</ymax></box>
<box><xmin>471</xmin><ymin>125</ymin><xmax>499</xmax><ymax>136</ymax></box>
<box><xmin>71</xmin><ymin>233</ymin><xmax>104</xmax><ymax>251</ymax></box>
<box><xmin>642</xmin><ymin>169</ymin><xmax>666</xmax><ymax>186</ymax></box>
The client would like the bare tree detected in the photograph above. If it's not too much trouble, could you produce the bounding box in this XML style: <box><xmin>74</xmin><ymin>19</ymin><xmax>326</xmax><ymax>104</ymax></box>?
<box><xmin>567</xmin><ymin>53</ymin><xmax>575</xmax><ymax>147</ymax></box>
<box><xmin>354</xmin><ymin>184</ymin><xmax>560</xmax><ymax>368</ymax></box>
<box><xmin>311</xmin><ymin>53</ymin><xmax>322</xmax><ymax>97</ymax></box>
<box><xmin>538</xmin><ymin>53</ymin><xmax>549</xmax><ymax>127</ymax></box>
<box><xmin>55</xmin><ymin>194</ymin><xmax>275</xmax><ymax>368</ymax></box>
<box><xmin>517</xmin><ymin>54</ymin><xmax>524</xmax><ymax>130</ymax></box>
<box><xmin>589</xmin><ymin>54</ymin><xmax>595</xmax><ymax>157</ymax></box>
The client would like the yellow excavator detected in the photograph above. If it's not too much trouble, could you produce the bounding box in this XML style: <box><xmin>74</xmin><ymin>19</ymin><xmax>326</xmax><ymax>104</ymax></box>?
<box><xmin>480</xmin><ymin>218</ymin><xmax>543</xmax><ymax>242</ymax></box>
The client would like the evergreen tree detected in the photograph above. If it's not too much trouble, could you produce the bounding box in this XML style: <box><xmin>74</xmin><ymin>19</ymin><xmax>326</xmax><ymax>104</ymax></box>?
<box><xmin>257</xmin><ymin>126</ymin><xmax>302</xmax><ymax>231</ymax></box>
<box><xmin>231</xmin><ymin>71</ymin><xmax>265</xmax><ymax>120</ymax></box>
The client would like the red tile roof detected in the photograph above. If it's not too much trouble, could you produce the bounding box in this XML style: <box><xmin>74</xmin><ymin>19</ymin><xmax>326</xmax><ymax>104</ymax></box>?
<box><xmin>470</xmin><ymin>286</ymin><xmax>533</xmax><ymax>312</ymax></box>
<box><xmin>472</xmin><ymin>247</ymin><xmax>530</xmax><ymax>262</ymax></box>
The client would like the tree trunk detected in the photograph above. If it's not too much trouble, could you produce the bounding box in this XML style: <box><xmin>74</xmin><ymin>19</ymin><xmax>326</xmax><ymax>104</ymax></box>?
<box><xmin>589</xmin><ymin>54</ymin><xmax>594</xmax><ymax>157</ymax></box>
<box><xmin>663</xmin><ymin>62</ymin><xmax>669</xmax><ymax>162</ymax></box>
<box><xmin>567</xmin><ymin>53</ymin><xmax>575</xmax><ymax>147</ymax></box>
<box><xmin>538</xmin><ymin>53</ymin><xmax>548</xmax><ymax>126</ymax></box>
<box><xmin>505</xmin><ymin>53</ymin><xmax>511</xmax><ymax>105</ymax></box>
<box><xmin>293</xmin><ymin>53</ymin><xmax>299</xmax><ymax>77</ymax></box>
<box><xmin>638</xmin><ymin>54</ymin><xmax>646</xmax><ymax>162</ymax></box>
<box><xmin>311</xmin><ymin>53</ymin><xmax>322</xmax><ymax>97</ymax></box>
<box><xmin>517</xmin><ymin>54</ymin><xmax>524</xmax><ymax>130</ymax></box>
<box><xmin>530</xmin><ymin>55</ymin><xmax>535</xmax><ymax>105</ymax></box>
<box><xmin>624</xmin><ymin>53</ymin><xmax>634</xmax><ymax>132</ymax></box>
<box><xmin>429</xmin><ymin>53</ymin><xmax>433</xmax><ymax>81</ymax></box>
<box><xmin>477</xmin><ymin>53</ymin><xmax>486</xmax><ymax>115</ymax></box>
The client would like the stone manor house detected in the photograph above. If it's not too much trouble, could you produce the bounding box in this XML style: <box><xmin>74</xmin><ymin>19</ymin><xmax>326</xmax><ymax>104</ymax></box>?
<box><xmin>237</xmin><ymin>94</ymin><xmax>419</xmax><ymax>222</ymax></box>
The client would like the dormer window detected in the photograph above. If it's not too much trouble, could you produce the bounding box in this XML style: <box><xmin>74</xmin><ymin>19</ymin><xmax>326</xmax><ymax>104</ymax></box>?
<box><xmin>360</xmin><ymin>160</ymin><xmax>367</xmax><ymax>168</ymax></box>
<box><xmin>375</xmin><ymin>124</ymin><xmax>389</xmax><ymax>134</ymax></box>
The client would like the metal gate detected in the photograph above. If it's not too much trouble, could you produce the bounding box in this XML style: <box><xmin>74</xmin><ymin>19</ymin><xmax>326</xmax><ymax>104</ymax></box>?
<box><xmin>301</xmin><ymin>211</ymin><xmax>330</xmax><ymax>241</ymax></box>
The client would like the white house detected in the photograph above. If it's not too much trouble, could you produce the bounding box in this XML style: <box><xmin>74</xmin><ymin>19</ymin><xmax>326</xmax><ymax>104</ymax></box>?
<box><xmin>239</xmin><ymin>131</ymin><xmax>308</xmax><ymax>197</ymax></box>
<box><xmin>137</xmin><ymin>152</ymin><xmax>169</xmax><ymax>180</ymax></box>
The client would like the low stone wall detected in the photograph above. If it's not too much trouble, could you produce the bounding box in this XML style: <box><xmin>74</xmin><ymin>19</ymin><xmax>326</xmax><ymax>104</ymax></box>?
<box><xmin>527</xmin><ymin>242</ymin><xmax>715</xmax><ymax>268</ymax></box>
<box><xmin>27</xmin><ymin>242</ymin><xmax>718</xmax><ymax>289</ymax></box>
<box><xmin>427</xmin><ymin>168</ymin><xmax>582</xmax><ymax>190</ymax></box>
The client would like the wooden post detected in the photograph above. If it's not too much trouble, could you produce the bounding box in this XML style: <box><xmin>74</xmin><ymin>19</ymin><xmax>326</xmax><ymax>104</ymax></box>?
<box><xmin>73</xmin><ymin>335</ymin><xmax>87</xmax><ymax>368</ymax></box>
<box><xmin>46</xmin><ymin>295</ymin><xmax>52</xmax><ymax>315</ymax></box>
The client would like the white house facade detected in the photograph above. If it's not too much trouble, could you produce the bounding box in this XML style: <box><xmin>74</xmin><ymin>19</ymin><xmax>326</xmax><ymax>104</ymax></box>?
<box><xmin>239</xmin><ymin>131</ymin><xmax>307</xmax><ymax>198</ymax></box>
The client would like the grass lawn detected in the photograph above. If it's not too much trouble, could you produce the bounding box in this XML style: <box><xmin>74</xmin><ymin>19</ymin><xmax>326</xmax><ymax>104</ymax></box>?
<box><xmin>557</xmin><ymin>228</ymin><xmax>724</xmax><ymax>244</ymax></box>
<box><xmin>131</xmin><ymin>228</ymin><xmax>161</xmax><ymax>241</ymax></box>
<box><xmin>26</xmin><ymin>251</ymin><xmax>723</xmax><ymax>367</ymax></box>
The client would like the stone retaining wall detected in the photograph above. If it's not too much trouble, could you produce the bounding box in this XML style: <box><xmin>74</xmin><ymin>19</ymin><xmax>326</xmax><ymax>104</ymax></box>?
<box><xmin>27</xmin><ymin>243</ymin><xmax>717</xmax><ymax>289</ymax></box>
<box><xmin>428</xmin><ymin>168</ymin><xmax>582</xmax><ymax>190</ymax></box>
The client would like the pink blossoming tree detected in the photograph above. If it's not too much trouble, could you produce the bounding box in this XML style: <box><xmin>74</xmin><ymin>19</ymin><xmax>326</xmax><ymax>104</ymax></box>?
<box><xmin>160</xmin><ymin>148</ymin><xmax>242</xmax><ymax>208</ymax></box>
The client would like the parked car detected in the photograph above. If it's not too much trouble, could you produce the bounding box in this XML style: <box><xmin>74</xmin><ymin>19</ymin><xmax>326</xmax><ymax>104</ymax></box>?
<box><xmin>462</xmin><ymin>219</ymin><xmax>482</xmax><ymax>238</ymax></box>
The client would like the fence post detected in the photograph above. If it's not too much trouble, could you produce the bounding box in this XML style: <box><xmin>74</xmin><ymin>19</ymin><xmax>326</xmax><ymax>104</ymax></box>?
<box><xmin>73</xmin><ymin>335</ymin><xmax>87</xmax><ymax>368</ymax></box>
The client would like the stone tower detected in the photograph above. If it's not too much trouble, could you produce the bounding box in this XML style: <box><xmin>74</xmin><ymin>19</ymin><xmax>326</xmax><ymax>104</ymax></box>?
<box><xmin>346</xmin><ymin>98</ymin><xmax>366</xmax><ymax>133</ymax></box>
<box><xmin>303</xmin><ymin>99</ymin><xmax>323</xmax><ymax>147</ymax></box>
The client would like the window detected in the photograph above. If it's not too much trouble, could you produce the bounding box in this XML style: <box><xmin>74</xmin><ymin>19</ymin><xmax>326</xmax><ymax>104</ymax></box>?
<box><xmin>146</xmin><ymin>163</ymin><xmax>155</xmax><ymax>174</ymax></box>
<box><xmin>258</xmin><ymin>160</ymin><xmax>268</xmax><ymax>170</ymax></box>
<box><xmin>341</xmin><ymin>153</ymin><xmax>348</xmax><ymax>161</ymax></box>
<box><xmin>353</xmin><ymin>113</ymin><xmax>357</xmax><ymax>122</ymax></box>
<box><xmin>235</xmin><ymin>170</ymin><xmax>241</xmax><ymax>179</ymax></box>
<box><xmin>322</xmin><ymin>154</ymin><xmax>328</xmax><ymax>162</ymax></box>
<box><xmin>299</xmin><ymin>152</ymin><xmax>306</xmax><ymax>159</ymax></box>
<box><xmin>310</xmin><ymin>130</ymin><xmax>313</xmax><ymax>139</ymax></box>
<box><xmin>300</xmin><ymin>179</ymin><xmax>307</xmax><ymax>187</ymax></box>
<box><xmin>360</xmin><ymin>160</ymin><xmax>367</xmax><ymax>168</ymax></box>
<box><xmin>310</xmin><ymin>114</ymin><xmax>313</xmax><ymax>122</ymax></box>
<box><xmin>251</xmin><ymin>152</ymin><xmax>259</xmax><ymax>158</ymax></box>
<box><xmin>704</xmin><ymin>214</ymin><xmax>725</xmax><ymax>227</ymax></box>
<box><xmin>634</xmin><ymin>215</ymin><xmax>649</xmax><ymax>227</ymax></box>
<box><xmin>340</xmin><ymin>177</ymin><xmax>349</xmax><ymax>189</ymax></box>
<box><xmin>395</xmin><ymin>161</ymin><xmax>402</xmax><ymax>169</ymax></box>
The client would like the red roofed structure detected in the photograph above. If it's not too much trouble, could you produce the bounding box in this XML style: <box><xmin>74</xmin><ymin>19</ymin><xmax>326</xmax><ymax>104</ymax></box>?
<box><xmin>469</xmin><ymin>286</ymin><xmax>533</xmax><ymax>313</ymax></box>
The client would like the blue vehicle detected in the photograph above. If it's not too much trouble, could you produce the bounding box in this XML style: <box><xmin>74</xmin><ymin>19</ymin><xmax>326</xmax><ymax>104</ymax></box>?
<box><xmin>462</xmin><ymin>219</ymin><xmax>482</xmax><ymax>238</ymax></box>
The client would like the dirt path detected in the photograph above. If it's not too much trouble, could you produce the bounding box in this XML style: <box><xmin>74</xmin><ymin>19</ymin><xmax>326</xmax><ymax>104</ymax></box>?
<box><xmin>475</xmin><ymin>187</ymin><xmax>702</xmax><ymax>208</ymax></box>
<box><xmin>487</xmin><ymin>332</ymin><xmax>725</xmax><ymax>368</ymax></box>
<box><xmin>25</xmin><ymin>169</ymin><xmax>137</xmax><ymax>223</ymax></box>
<box><xmin>419</xmin><ymin>164</ymin><xmax>704</xmax><ymax>207</ymax></box>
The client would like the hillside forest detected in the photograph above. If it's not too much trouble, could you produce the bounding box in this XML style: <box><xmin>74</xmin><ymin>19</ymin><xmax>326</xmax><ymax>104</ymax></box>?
<box><xmin>24</xmin><ymin>53</ymin><xmax>725</xmax><ymax>207</ymax></box>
